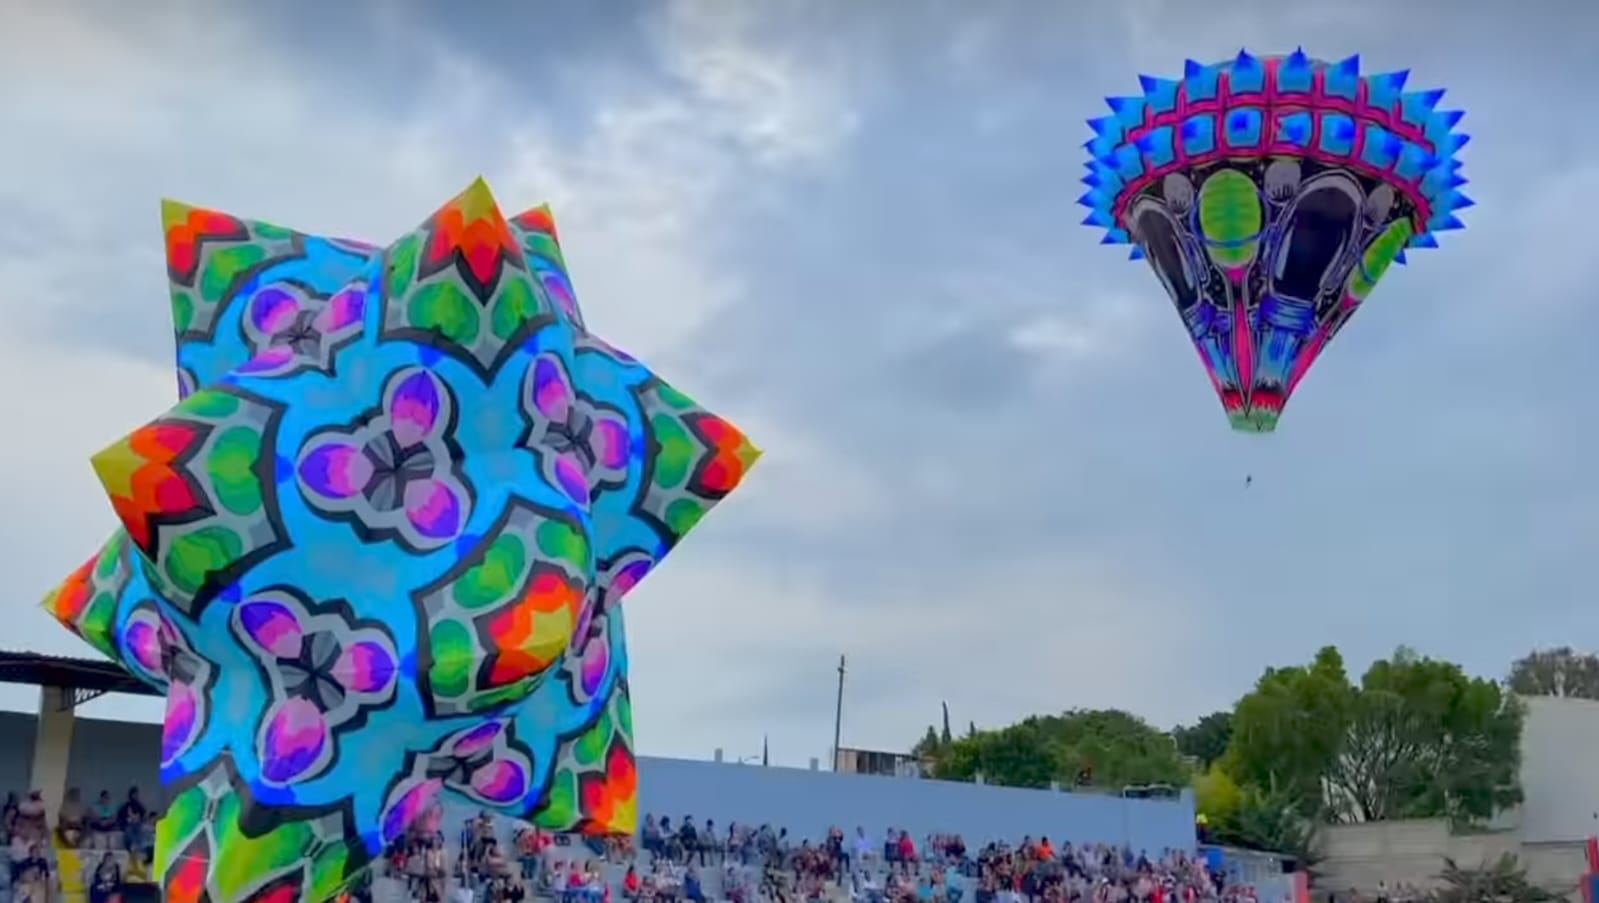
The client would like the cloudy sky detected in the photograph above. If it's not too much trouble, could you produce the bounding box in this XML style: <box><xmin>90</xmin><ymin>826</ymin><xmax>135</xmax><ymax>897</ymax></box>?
<box><xmin>1</xmin><ymin>0</ymin><xmax>1595</xmax><ymax>766</ymax></box>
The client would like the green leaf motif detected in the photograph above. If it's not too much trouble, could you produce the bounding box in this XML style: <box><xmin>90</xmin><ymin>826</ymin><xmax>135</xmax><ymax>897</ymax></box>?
<box><xmin>387</xmin><ymin>233</ymin><xmax>422</xmax><ymax>301</ymax></box>
<box><xmin>94</xmin><ymin>535</ymin><xmax>126</xmax><ymax>579</ymax></box>
<box><xmin>539</xmin><ymin>769</ymin><xmax>580</xmax><ymax>830</ymax></box>
<box><xmin>81</xmin><ymin>592</ymin><xmax>118</xmax><ymax>657</ymax></box>
<box><xmin>408</xmin><ymin>283</ymin><xmax>481</xmax><ymax>345</ymax></box>
<box><xmin>656</xmin><ymin>384</ymin><xmax>695</xmax><ymax>411</ymax></box>
<box><xmin>199</xmin><ymin>246</ymin><xmax>267</xmax><ymax>304</ymax></box>
<box><xmin>178</xmin><ymin>388</ymin><xmax>240</xmax><ymax>420</ymax></box>
<box><xmin>665</xmin><ymin>499</ymin><xmax>706</xmax><ymax>536</ymax></box>
<box><xmin>252</xmin><ymin>221</ymin><xmax>295</xmax><ymax>241</ymax></box>
<box><xmin>154</xmin><ymin>786</ymin><xmax>205</xmax><ymax>877</ymax></box>
<box><xmin>650</xmin><ymin>416</ymin><xmax>694</xmax><ymax>489</ymax></box>
<box><xmin>164</xmin><ymin>527</ymin><xmax>244</xmax><ymax>596</ymax></box>
<box><xmin>535</xmin><ymin>519</ymin><xmax>589</xmax><ymax>569</ymax></box>
<box><xmin>456</xmin><ymin>535</ymin><xmax>527</xmax><ymax>610</ymax></box>
<box><xmin>428</xmin><ymin>620</ymin><xmax>474</xmax><ymax>698</ymax></box>
<box><xmin>469</xmin><ymin>681</ymin><xmax>533</xmax><ymax>712</ymax></box>
<box><xmin>490</xmin><ymin>277</ymin><xmax>545</xmax><ymax>341</ymax></box>
<box><xmin>170</xmin><ymin>289</ymin><xmax>195</xmax><ymax>335</ymax></box>
<box><xmin>208</xmin><ymin>426</ymin><xmax>264</xmax><ymax>516</ymax></box>
<box><xmin>573</xmin><ymin>716</ymin><xmax>610</xmax><ymax>766</ymax></box>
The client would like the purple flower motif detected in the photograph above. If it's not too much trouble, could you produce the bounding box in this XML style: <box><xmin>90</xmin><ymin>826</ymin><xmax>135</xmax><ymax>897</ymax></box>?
<box><xmin>238</xmin><ymin>281</ymin><xmax>367</xmax><ymax>378</ymax></box>
<box><xmin>380</xmin><ymin>720</ymin><xmax>533</xmax><ymax>823</ymax></box>
<box><xmin>519</xmin><ymin>352</ymin><xmax>630</xmax><ymax>508</ymax></box>
<box><xmin>297</xmin><ymin>366</ymin><xmax>471</xmax><ymax>551</ymax></box>
<box><xmin>232</xmin><ymin>588</ymin><xmax>399</xmax><ymax>786</ymax></box>
<box><xmin>120</xmin><ymin>602</ymin><xmax>213</xmax><ymax>767</ymax></box>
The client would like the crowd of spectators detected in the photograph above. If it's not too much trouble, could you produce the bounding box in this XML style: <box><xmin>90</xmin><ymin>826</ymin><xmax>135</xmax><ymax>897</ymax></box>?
<box><xmin>0</xmin><ymin>785</ymin><xmax>160</xmax><ymax>903</ymax></box>
<box><xmin>1</xmin><ymin>786</ymin><xmax>1278</xmax><ymax>903</ymax></box>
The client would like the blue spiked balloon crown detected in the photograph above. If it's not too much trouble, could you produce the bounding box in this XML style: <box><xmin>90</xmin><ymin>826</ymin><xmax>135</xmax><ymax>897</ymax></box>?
<box><xmin>1079</xmin><ymin>48</ymin><xmax>1470</xmax><ymax>261</ymax></box>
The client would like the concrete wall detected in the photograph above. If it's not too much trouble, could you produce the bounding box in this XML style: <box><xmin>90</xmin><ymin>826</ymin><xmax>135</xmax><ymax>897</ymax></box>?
<box><xmin>0</xmin><ymin>713</ymin><xmax>1197</xmax><ymax>853</ymax></box>
<box><xmin>1314</xmin><ymin>819</ymin><xmax>1589</xmax><ymax>900</ymax></box>
<box><xmin>1519</xmin><ymin>696</ymin><xmax>1599</xmax><ymax>844</ymax></box>
<box><xmin>0</xmin><ymin>710</ymin><xmax>166</xmax><ymax>805</ymax></box>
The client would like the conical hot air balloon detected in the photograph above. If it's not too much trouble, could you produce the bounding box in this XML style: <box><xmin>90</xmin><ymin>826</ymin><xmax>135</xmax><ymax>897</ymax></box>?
<box><xmin>1081</xmin><ymin>49</ymin><xmax>1471</xmax><ymax>432</ymax></box>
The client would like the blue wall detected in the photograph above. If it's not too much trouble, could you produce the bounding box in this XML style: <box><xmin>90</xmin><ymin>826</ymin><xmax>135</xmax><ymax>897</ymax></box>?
<box><xmin>638</xmin><ymin>759</ymin><xmax>1195</xmax><ymax>853</ymax></box>
<box><xmin>0</xmin><ymin>714</ymin><xmax>1196</xmax><ymax>855</ymax></box>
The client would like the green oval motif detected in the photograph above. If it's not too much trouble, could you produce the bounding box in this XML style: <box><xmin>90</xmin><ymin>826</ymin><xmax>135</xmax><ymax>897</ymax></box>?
<box><xmin>1347</xmin><ymin>218</ymin><xmax>1415</xmax><ymax>300</ymax></box>
<box><xmin>1198</xmin><ymin>169</ymin><xmax>1262</xmax><ymax>270</ymax></box>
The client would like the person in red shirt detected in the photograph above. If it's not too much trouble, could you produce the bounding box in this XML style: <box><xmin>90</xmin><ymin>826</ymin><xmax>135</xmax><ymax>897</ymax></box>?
<box><xmin>897</xmin><ymin>832</ymin><xmax>917</xmax><ymax>873</ymax></box>
<box><xmin>623</xmin><ymin>865</ymin><xmax>641</xmax><ymax>899</ymax></box>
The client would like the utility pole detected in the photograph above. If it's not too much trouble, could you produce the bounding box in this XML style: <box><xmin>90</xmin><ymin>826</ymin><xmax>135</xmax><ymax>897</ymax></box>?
<box><xmin>832</xmin><ymin>654</ymin><xmax>846</xmax><ymax>771</ymax></box>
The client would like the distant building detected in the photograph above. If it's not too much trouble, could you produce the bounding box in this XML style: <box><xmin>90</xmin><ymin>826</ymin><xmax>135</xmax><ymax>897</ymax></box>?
<box><xmin>834</xmin><ymin>746</ymin><xmax>927</xmax><ymax>778</ymax></box>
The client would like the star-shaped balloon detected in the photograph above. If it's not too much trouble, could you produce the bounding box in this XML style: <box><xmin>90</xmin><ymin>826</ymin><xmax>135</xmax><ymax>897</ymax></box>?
<box><xmin>42</xmin><ymin>179</ymin><xmax>760</xmax><ymax>903</ymax></box>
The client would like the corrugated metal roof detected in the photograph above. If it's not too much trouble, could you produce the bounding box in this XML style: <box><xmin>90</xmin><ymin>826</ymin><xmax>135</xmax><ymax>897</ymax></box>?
<box><xmin>0</xmin><ymin>649</ymin><xmax>160</xmax><ymax>697</ymax></box>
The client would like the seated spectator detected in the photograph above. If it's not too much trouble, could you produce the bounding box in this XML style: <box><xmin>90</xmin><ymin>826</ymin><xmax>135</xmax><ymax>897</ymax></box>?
<box><xmin>701</xmin><ymin>819</ymin><xmax>721</xmax><ymax>865</ymax></box>
<box><xmin>89</xmin><ymin>851</ymin><xmax>122</xmax><ymax>903</ymax></box>
<box><xmin>8</xmin><ymin>827</ymin><xmax>31</xmax><ymax>866</ymax></box>
<box><xmin>13</xmin><ymin>791</ymin><xmax>46</xmax><ymax>845</ymax></box>
<box><xmin>676</xmin><ymin>816</ymin><xmax>700</xmax><ymax>866</ymax></box>
<box><xmin>88</xmin><ymin>790</ymin><xmax>119</xmax><ymax>849</ymax></box>
<box><xmin>623</xmin><ymin>864</ymin><xmax>641</xmax><ymax>900</ymax></box>
<box><xmin>642</xmin><ymin>814</ymin><xmax>664</xmax><ymax>862</ymax></box>
<box><xmin>11</xmin><ymin>842</ymin><xmax>51</xmax><ymax>903</ymax></box>
<box><xmin>1</xmin><ymin>791</ymin><xmax>18</xmax><ymax>842</ymax></box>
<box><xmin>683</xmin><ymin>864</ymin><xmax>705</xmax><ymax>903</ymax></box>
<box><xmin>58</xmin><ymin>786</ymin><xmax>86</xmax><ymax>848</ymax></box>
<box><xmin>117</xmin><ymin>787</ymin><xmax>147</xmax><ymax>853</ymax></box>
<box><xmin>483</xmin><ymin>839</ymin><xmax>511</xmax><ymax>878</ymax></box>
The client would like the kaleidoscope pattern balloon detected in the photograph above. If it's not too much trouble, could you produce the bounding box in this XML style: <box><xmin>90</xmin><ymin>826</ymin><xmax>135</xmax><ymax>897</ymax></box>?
<box><xmin>1080</xmin><ymin>49</ymin><xmax>1471</xmax><ymax>431</ymax></box>
<box><xmin>42</xmin><ymin>179</ymin><xmax>760</xmax><ymax>903</ymax></box>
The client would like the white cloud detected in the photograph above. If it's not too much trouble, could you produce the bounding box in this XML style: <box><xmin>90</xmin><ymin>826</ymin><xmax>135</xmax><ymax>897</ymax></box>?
<box><xmin>0</xmin><ymin>1</ymin><xmax>877</xmax><ymax>757</ymax></box>
<box><xmin>625</xmin><ymin>546</ymin><xmax>1216</xmax><ymax>760</ymax></box>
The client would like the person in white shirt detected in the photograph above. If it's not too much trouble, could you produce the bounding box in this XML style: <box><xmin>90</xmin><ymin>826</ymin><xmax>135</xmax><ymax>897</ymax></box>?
<box><xmin>853</xmin><ymin>828</ymin><xmax>874</xmax><ymax>865</ymax></box>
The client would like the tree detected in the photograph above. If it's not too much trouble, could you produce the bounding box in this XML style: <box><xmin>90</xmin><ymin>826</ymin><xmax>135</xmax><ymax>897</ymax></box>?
<box><xmin>1323</xmin><ymin>648</ymin><xmax>1522</xmax><ymax>823</ymax></box>
<box><xmin>1508</xmin><ymin>647</ymin><xmax>1599</xmax><ymax>699</ymax></box>
<box><xmin>1225</xmin><ymin>646</ymin><xmax>1523</xmax><ymax>826</ymax></box>
<box><xmin>932</xmin><ymin>709</ymin><xmax>1187</xmax><ymax>790</ymax></box>
<box><xmin>941</xmin><ymin>701</ymin><xmax>953</xmax><ymax>745</ymax></box>
<box><xmin>1174</xmin><ymin>711</ymin><xmax>1233</xmax><ymax>767</ymax></box>
<box><xmin>1224</xmin><ymin>645</ymin><xmax>1353</xmax><ymax>815</ymax></box>
<box><xmin>1431</xmin><ymin>854</ymin><xmax>1565</xmax><ymax>903</ymax></box>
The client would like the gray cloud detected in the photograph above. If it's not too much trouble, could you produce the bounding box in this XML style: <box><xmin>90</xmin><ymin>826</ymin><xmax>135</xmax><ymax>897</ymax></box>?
<box><xmin>1</xmin><ymin>0</ymin><xmax>1596</xmax><ymax>766</ymax></box>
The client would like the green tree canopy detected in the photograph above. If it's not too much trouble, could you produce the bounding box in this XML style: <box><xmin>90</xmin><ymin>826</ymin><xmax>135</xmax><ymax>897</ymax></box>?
<box><xmin>928</xmin><ymin>709</ymin><xmax>1187</xmax><ymax>789</ymax></box>
<box><xmin>1225</xmin><ymin>645</ymin><xmax>1353</xmax><ymax>813</ymax></box>
<box><xmin>1508</xmin><ymin>647</ymin><xmax>1599</xmax><ymax>699</ymax></box>
<box><xmin>1174</xmin><ymin>710</ymin><xmax>1233</xmax><ymax>767</ymax></box>
<box><xmin>1225</xmin><ymin>646</ymin><xmax>1522</xmax><ymax>825</ymax></box>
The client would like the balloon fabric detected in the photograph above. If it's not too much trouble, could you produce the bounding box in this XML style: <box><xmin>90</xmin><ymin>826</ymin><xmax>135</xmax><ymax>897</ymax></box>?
<box><xmin>1081</xmin><ymin>49</ymin><xmax>1471</xmax><ymax>432</ymax></box>
<box><xmin>43</xmin><ymin>179</ymin><xmax>760</xmax><ymax>903</ymax></box>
